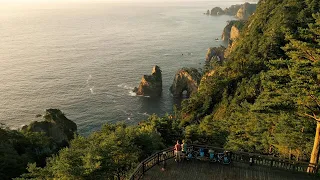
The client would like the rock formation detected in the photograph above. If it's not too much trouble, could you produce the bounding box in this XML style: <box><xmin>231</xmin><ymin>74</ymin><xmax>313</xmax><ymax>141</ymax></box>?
<box><xmin>170</xmin><ymin>68</ymin><xmax>202</xmax><ymax>98</ymax></box>
<box><xmin>236</xmin><ymin>2</ymin><xmax>257</xmax><ymax>20</ymax></box>
<box><xmin>133</xmin><ymin>65</ymin><xmax>162</xmax><ymax>97</ymax></box>
<box><xmin>207</xmin><ymin>3</ymin><xmax>257</xmax><ymax>20</ymax></box>
<box><xmin>210</xmin><ymin>7</ymin><xmax>225</xmax><ymax>16</ymax></box>
<box><xmin>22</xmin><ymin>109</ymin><xmax>77</xmax><ymax>145</ymax></box>
<box><xmin>221</xmin><ymin>20</ymin><xmax>245</xmax><ymax>45</ymax></box>
<box><xmin>230</xmin><ymin>26</ymin><xmax>240</xmax><ymax>40</ymax></box>
<box><xmin>224</xmin><ymin>4</ymin><xmax>243</xmax><ymax>16</ymax></box>
<box><xmin>205</xmin><ymin>46</ymin><xmax>226</xmax><ymax>63</ymax></box>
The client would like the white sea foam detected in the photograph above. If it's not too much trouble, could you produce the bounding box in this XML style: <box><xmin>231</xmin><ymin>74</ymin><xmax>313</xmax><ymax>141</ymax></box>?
<box><xmin>89</xmin><ymin>86</ymin><xmax>94</xmax><ymax>94</ymax></box>
<box><xmin>138</xmin><ymin>112</ymin><xmax>150</xmax><ymax>116</ymax></box>
<box><xmin>118</xmin><ymin>83</ymin><xmax>134</xmax><ymax>90</ymax></box>
<box><xmin>129</xmin><ymin>91</ymin><xmax>136</xmax><ymax>96</ymax></box>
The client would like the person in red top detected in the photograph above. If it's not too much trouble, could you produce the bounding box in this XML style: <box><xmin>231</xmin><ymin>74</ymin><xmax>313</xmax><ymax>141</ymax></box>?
<box><xmin>174</xmin><ymin>140</ymin><xmax>182</xmax><ymax>162</ymax></box>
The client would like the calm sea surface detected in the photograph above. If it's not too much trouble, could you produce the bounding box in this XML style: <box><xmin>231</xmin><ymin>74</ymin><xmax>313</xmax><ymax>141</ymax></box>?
<box><xmin>0</xmin><ymin>1</ymin><xmax>240</xmax><ymax>135</ymax></box>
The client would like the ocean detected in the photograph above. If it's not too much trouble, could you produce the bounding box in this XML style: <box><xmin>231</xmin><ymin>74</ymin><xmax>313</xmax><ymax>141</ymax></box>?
<box><xmin>0</xmin><ymin>1</ymin><xmax>240</xmax><ymax>135</ymax></box>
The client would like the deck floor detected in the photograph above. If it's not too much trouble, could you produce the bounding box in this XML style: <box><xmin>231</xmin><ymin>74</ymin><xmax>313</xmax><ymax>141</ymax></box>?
<box><xmin>142</xmin><ymin>159</ymin><xmax>318</xmax><ymax>180</ymax></box>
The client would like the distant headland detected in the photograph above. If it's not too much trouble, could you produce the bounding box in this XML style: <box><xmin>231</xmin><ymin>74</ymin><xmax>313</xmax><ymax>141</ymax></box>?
<box><xmin>205</xmin><ymin>2</ymin><xmax>257</xmax><ymax>20</ymax></box>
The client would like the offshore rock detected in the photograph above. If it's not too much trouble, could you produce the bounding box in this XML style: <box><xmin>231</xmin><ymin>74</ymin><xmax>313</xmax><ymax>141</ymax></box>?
<box><xmin>133</xmin><ymin>65</ymin><xmax>162</xmax><ymax>97</ymax></box>
<box><xmin>210</xmin><ymin>7</ymin><xmax>225</xmax><ymax>16</ymax></box>
<box><xmin>205</xmin><ymin>46</ymin><xmax>226</xmax><ymax>63</ymax></box>
<box><xmin>22</xmin><ymin>109</ymin><xmax>77</xmax><ymax>145</ymax></box>
<box><xmin>170</xmin><ymin>68</ymin><xmax>202</xmax><ymax>98</ymax></box>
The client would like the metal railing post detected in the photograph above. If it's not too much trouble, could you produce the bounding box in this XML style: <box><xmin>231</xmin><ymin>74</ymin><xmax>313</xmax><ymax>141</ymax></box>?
<box><xmin>142</xmin><ymin>162</ymin><xmax>145</xmax><ymax>175</ymax></box>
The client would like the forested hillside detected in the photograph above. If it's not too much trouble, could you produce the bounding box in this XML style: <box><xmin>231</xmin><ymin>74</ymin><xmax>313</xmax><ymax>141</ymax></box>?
<box><xmin>180</xmin><ymin>0</ymin><xmax>320</xmax><ymax>161</ymax></box>
<box><xmin>1</xmin><ymin>0</ymin><xmax>320</xmax><ymax>179</ymax></box>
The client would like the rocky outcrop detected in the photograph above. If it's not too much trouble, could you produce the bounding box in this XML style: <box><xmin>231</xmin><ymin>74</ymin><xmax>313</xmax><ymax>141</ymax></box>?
<box><xmin>210</xmin><ymin>7</ymin><xmax>225</xmax><ymax>16</ymax></box>
<box><xmin>22</xmin><ymin>109</ymin><xmax>77</xmax><ymax>145</ymax></box>
<box><xmin>133</xmin><ymin>65</ymin><xmax>162</xmax><ymax>97</ymax></box>
<box><xmin>205</xmin><ymin>46</ymin><xmax>226</xmax><ymax>63</ymax></box>
<box><xmin>170</xmin><ymin>68</ymin><xmax>202</xmax><ymax>98</ymax></box>
<box><xmin>230</xmin><ymin>26</ymin><xmax>240</xmax><ymax>40</ymax></box>
<box><xmin>207</xmin><ymin>3</ymin><xmax>257</xmax><ymax>20</ymax></box>
<box><xmin>236</xmin><ymin>2</ymin><xmax>257</xmax><ymax>20</ymax></box>
<box><xmin>221</xmin><ymin>20</ymin><xmax>245</xmax><ymax>44</ymax></box>
<box><xmin>224</xmin><ymin>4</ymin><xmax>242</xmax><ymax>16</ymax></box>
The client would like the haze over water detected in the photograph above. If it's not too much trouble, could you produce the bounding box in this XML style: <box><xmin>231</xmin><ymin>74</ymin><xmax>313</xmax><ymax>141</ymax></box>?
<box><xmin>0</xmin><ymin>1</ymin><xmax>240</xmax><ymax>135</ymax></box>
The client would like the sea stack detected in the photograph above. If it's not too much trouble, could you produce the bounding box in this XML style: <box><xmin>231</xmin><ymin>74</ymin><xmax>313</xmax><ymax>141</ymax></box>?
<box><xmin>205</xmin><ymin>46</ymin><xmax>226</xmax><ymax>63</ymax></box>
<box><xmin>170</xmin><ymin>68</ymin><xmax>201</xmax><ymax>98</ymax></box>
<box><xmin>133</xmin><ymin>65</ymin><xmax>162</xmax><ymax>97</ymax></box>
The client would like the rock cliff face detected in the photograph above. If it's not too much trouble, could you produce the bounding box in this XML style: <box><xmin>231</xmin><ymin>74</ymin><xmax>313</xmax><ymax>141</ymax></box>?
<box><xmin>221</xmin><ymin>20</ymin><xmax>245</xmax><ymax>45</ymax></box>
<box><xmin>236</xmin><ymin>2</ymin><xmax>257</xmax><ymax>20</ymax></box>
<box><xmin>224</xmin><ymin>4</ymin><xmax>242</xmax><ymax>15</ymax></box>
<box><xmin>170</xmin><ymin>68</ymin><xmax>202</xmax><ymax>98</ymax></box>
<box><xmin>230</xmin><ymin>26</ymin><xmax>240</xmax><ymax>40</ymax></box>
<box><xmin>22</xmin><ymin>109</ymin><xmax>77</xmax><ymax>145</ymax></box>
<box><xmin>133</xmin><ymin>65</ymin><xmax>162</xmax><ymax>97</ymax></box>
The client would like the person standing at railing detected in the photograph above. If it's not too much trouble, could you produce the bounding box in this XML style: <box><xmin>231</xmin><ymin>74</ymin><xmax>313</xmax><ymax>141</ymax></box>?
<box><xmin>174</xmin><ymin>140</ymin><xmax>182</xmax><ymax>162</ymax></box>
<box><xmin>181</xmin><ymin>140</ymin><xmax>187</xmax><ymax>160</ymax></box>
<box><xmin>161</xmin><ymin>152</ymin><xmax>167</xmax><ymax>171</ymax></box>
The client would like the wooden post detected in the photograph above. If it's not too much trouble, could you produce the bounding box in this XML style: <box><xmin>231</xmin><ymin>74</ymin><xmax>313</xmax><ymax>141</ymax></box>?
<box><xmin>142</xmin><ymin>162</ymin><xmax>145</xmax><ymax>175</ymax></box>
<box><xmin>157</xmin><ymin>152</ymin><xmax>160</xmax><ymax>165</ymax></box>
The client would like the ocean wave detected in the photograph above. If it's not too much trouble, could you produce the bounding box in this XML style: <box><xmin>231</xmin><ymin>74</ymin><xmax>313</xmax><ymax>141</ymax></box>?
<box><xmin>117</xmin><ymin>83</ymin><xmax>134</xmax><ymax>90</ymax></box>
<box><xmin>129</xmin><ymin>91</ymin><xmax>136</xmax><ymax>96</ymax></box>
<box><xmin>89</xmin><ymin>86</ymin><xmax>95</xmax><ymax>94</ymax></box>
<box><xmin>138</xmin><ymin>112</ymin><xmax>150</xmax><ymax>116</ymax></box>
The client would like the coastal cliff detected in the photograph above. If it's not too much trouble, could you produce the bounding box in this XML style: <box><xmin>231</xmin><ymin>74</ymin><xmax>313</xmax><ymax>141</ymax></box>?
<box><xmin>221</xmin><ymin>20</ymin><xmax>245</xmax><ymax>46</ymax></box>
<box><xmin>133</xmin><ymin>65</ymin><xmax>162</xmax><ymax>97</ymax></box>
<box><xmin>206</xmin><ymin>2</ymin><xmax>257</xmax><ymax>20</ymax></box>
<box><xmin>22</xmin><ymin>109</ymin><xmax>77</xmax><ymax>145</ymax></box>
<box><xmin>236</xmin><ymin>2</ymin><xmax>257</xmax><ymax>19</ymax></box>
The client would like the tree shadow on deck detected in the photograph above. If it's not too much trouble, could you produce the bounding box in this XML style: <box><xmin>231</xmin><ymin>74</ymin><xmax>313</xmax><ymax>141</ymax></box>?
<box><xmin>143</xmin><ymin>159</ymin><xmax>318</xmax><ymax>180</ymax></box>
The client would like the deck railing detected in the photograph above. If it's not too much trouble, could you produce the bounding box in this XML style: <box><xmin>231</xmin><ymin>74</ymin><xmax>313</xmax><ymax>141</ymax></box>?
<box><xmin>128</xmin><ymin>144</ymin><xmax>319</xmax><ymax>180</ymax></box>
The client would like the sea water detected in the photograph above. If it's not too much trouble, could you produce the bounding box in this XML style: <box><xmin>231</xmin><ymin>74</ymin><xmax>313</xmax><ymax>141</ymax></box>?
<box><xmin>0</xmin><ymin>1</ymin><xmax>241</xmax><ymax>135</ymax></box>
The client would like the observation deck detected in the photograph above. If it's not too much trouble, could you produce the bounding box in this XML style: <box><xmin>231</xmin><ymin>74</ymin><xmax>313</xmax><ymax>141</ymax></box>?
<box><xmin>129</xmin><ymin>144</ymin><xmax>319</xmax><ymax>180</ymax></box>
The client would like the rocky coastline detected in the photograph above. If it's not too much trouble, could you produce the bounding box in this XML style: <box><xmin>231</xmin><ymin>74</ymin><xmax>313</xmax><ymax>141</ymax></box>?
<box><xmin>206</xmin><ymin>2</ymin><xmax>257</xmax><ymax>20</ymax></box>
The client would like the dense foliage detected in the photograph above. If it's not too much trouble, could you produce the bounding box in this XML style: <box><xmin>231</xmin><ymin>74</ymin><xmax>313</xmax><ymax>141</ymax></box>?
<box><xmin>14</xmin><ymin>122</ymin><xmax>165</xmax><ymax>179</ymax></box>
<box><xmin>180</xmin><ymin>0</ymin><xmax>320</xmax><ymax>160</ymax></box>
<box><xmin>0</xmin><ymin>128</ymin><xmax>57</xmax><ymax>180</ymax></box>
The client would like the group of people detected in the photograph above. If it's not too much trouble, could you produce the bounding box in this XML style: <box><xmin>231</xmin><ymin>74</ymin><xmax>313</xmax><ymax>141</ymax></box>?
<box><xmin>174</xmin><ymin>140</ymin><xmax>187</xmax><ymax>162</ymax></box>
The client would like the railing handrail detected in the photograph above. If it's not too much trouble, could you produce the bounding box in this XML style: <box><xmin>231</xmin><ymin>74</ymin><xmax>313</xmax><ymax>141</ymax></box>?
<box><xmin>128</xmin><ymin>144</ymin><xmax>319</xmax><ymax>180</ymax></box>
<box><xmin>190</xmin><ymin>144</ymin><xmax>317</xmax><ymax>166</ymax></box>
